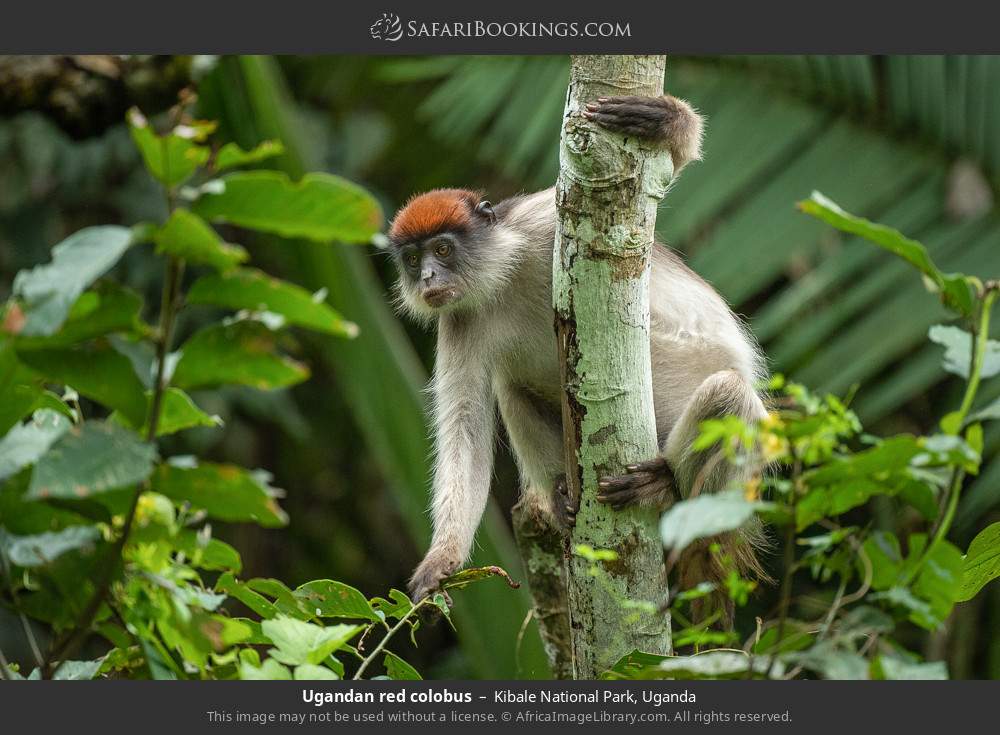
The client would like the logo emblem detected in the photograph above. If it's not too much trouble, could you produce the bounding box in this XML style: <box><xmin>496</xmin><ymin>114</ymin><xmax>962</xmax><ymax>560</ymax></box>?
<box><xmin>370</xmin><ymin>13</ymin><xmax>403</xmax><ymax>41</ymax></box>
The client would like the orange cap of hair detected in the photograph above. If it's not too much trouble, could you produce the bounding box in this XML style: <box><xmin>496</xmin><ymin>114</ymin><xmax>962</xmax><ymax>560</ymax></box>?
<box><xmin>389</xmin><ymin>189</ymin><xmax>482</xmax><ymax>243</ymax></box>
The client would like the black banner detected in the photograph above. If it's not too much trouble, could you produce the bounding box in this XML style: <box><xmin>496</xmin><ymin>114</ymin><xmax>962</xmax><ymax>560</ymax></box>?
<box><xmin>2</xmin><ymin>0</ymin><xmax>1000</xmax><ymax>53</ymax></box>
<box><xmin>0</xmin><ymin>680</ymin><xmax>992</xmax><ymax>732</ymax></box>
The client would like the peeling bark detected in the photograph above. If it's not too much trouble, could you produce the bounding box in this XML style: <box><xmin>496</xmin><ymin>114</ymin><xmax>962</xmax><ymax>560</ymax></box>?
<box><xmin>553</xmin><ymin>55</ymin><xmax>673</xmax><ymax>679</ymax></box>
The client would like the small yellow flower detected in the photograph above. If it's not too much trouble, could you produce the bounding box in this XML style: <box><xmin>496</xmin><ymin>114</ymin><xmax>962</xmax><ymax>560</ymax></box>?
<box><xmin>761</xmin><ymin>410</ymin><xmax>784</xmax><ymax>431</ymax></box>
<box><xmin>744</xmin><ymin>476</ymin><xmax>761</xmax><ymax>502</ymax></box>
<box><xmin>761</xmin><ymin>432</ymin><xmax>789</xmax><ymax>461</ymax></box>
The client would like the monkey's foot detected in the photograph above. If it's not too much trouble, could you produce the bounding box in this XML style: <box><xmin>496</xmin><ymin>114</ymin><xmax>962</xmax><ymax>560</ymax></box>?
<box><xmin>408</xmin><ymin>550</ymin><xmax>459</xmax><ymax>614</ymax></box>
<box><xmin>597</xmin><ymin>457</ymin><xmax>676</xmax><ymax>511</ymax></box>
<box><xmin>583</xmin><ymin>96</ymin><xmax>680</xmax><ymax>140</ymax></box>
<box><xmin>552</xmin><ymin>474</ymin><xmax>579</xmax><ymax>535</ymax></box>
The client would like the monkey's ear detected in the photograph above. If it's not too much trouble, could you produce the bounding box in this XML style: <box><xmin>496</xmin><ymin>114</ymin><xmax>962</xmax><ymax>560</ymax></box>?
<box><xmin>474</xmin><ymin>200</ymin><xmax>497</xmax><ymax>225</ymax></box>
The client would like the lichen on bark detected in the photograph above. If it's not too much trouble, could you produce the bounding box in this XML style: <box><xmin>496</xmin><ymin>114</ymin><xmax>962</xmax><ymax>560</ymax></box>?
<box><xmin>553</xmin><ymin>55</ymin><xmax>673</xmax><ymax>679</ymax></box>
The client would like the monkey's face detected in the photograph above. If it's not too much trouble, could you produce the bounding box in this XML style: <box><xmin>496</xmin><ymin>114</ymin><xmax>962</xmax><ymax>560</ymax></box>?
<box><xmin>387</xmin><ymin>190</ymin><xmax>500</xmax><ymax>322</ymax></box>
<box><xmin>396</xmin><ymin>232</ymin><xmax>469</xmax><ymax>311</ymax></box>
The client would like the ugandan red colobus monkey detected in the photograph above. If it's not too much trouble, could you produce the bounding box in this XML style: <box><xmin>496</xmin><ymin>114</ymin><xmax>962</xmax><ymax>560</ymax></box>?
<box><xmin>387</xmin><ymin>94</ymin><xmax>768</xmax><ymax>611</ymax></box>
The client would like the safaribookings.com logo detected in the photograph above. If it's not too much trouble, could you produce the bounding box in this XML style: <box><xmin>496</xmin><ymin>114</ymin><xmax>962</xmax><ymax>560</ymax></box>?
<box><xmin>369</xmin><ymin>14</ymin><xmax>631</xmax><ymax>42</ymax></box>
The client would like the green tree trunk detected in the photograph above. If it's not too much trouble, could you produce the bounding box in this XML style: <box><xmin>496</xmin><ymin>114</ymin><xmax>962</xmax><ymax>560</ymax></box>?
<box><xmin>554</xmin><ymin>55</ymin><xmax>675</xmax><ymax>679</ymax></box>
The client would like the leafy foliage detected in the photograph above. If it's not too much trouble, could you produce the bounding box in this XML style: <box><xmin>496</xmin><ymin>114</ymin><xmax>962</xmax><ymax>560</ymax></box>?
<box><xmin>0</xmin><ymin>99</ymin><xmax>500</xmax><ymax>681</ymax></box>
<box><xmin>607</xmin><ymin>196</ymin><xmax>1000</xmax><ymax>681</ymax></box>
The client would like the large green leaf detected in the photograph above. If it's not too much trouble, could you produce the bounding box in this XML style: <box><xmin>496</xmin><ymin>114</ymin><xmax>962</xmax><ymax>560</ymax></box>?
<box><xmin>958</xmin><ymin>522</ymin><xmax>1000</xmax><ymax>601</ymax></box>
<box><xmin>172</xmin><ymin>320</ymin><xmax>309</xmax><ymax>391</ymax></box>
<box><xmin>192</xmin><ymin>170</ymin><xmax>382</xmax><ymax>243</ymax></box>
<box><xmin>26</xmin><ymin>420</ymin><xmax>157</xmax><ymax>500</ymax></box>
<box><xmin>660</xmin><ymin>490</ymin><xmax>766</xmax><ymax>552</ymax></box>
<box><xmin>294</xmin><ymin>580</ymin><xmax>380</xmax><ymax>621</ymax></box>
<box><xmin>928</xmin><ymin>324</ymin><xmax>1000</xmax><ymax>380</ymax></box>
<box><xmin>153</xmin><ymin>209</ymin><xmax>248</xmax><ymax>272</ymax></box>
<box><xmin>127</xmin><ymin>108</ymin><xmax>210</xmax><ymax>188</ymax></box>
<box><xmin>260</xmin><ymin>615</ymin><xmax>362</xmax><ymax>666</ymax></box>
<box><xmin>0</xmin><ymin>409</ymin><xmax>71</xmax><ymax>482</ymax></box>
<box><xmin>11</xmin><ymin>226</ymin><xmax>134</xmax><ymax>336</ymax></box>
<box><xmin>187</xmin><ymin>268</ymin><xmax>357</xmax><ymax>337</ymax></box>
<box><xmin>18</xmin><ymin>342</ymin><xmax>149</xmax><ymax>427</ymax></box>
<box><xmin>150</xmin><ymin>460</ymin><xmax>288</xmax><ymax>527</ymax></box>
<box><xmin>798</xmin><ymin>192</ymin><xmax>977</xmax><ymax>317</ymax></box>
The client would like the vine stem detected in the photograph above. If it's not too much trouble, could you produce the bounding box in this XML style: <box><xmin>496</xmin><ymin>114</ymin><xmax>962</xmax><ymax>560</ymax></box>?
<box><xmin>352</xmin><ymin>598</ymin><xmax>432</xmax><ymax>680</ymax></box>
<box><xmin>40</xmin><ymin>253</ymin><xmax>186</xmax><ymax>678</ymax></box>
<box><xmin>902</xmin><ymin>287</ymin><xmax>997</xmax><ymax>587</ymax></box>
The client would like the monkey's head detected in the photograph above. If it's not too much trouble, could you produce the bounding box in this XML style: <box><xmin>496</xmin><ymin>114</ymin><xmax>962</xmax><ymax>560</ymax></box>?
<box><xmin>387</xmin><ymin>188</ymin><xmax>501</xmax><ymax>321</ymax></box>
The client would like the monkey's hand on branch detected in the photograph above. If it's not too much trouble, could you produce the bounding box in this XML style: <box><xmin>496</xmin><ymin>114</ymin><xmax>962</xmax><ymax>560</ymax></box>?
<box><xmin>596</xmin><ymin>456</ymin><xmax>677</xmax><ymax>511</ymax></box>
<box><xmin>408</xmin><ymin>547</ymin><xmax>461</xmax><ymax>610</ymax></box>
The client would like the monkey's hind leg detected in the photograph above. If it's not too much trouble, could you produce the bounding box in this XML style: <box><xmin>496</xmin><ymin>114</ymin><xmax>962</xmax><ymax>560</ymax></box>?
<box><xmin>597</xmin><ymin>370</ymin><xmax>770</xmax><ymax>627</ymax></box>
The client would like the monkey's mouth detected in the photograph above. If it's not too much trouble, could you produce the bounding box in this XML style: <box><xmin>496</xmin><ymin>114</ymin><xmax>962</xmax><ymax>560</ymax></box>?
<box><xmin>422</xmin><ymin>287</ymin><xmax>459</xmax><ymax>308</ymax></box>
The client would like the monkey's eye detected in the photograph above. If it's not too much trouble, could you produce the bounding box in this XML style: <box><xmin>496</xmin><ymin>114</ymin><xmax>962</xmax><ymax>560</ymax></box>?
<box><xmin>406</xmin><ymin>253</ymin><xmax>419</xmax><ymax>268</ymax></box>
<box><xmin>435</xmin><ymin>242</ymin><xmax>452</xmax><ymax>258</ymax></box>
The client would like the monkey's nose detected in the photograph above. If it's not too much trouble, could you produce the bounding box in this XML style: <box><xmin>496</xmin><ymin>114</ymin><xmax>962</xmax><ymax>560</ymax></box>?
<box><xmin>421</xmin><ymin>268</ymin><xmax>435</xmax><ymax>286</ymax></box>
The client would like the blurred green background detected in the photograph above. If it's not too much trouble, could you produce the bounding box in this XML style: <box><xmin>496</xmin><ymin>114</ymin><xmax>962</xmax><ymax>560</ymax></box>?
<box><xmin>1</xmin><ymin>54</ymin><xmax>998</xmax><ymax>678</ymax></box>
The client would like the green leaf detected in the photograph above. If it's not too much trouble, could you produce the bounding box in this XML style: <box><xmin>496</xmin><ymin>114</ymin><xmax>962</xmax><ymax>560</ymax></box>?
<box><xmin>293</xmin><ymin>663</ymin><xmax>340</xmax><ymax>680</ymax></box>
<box><xmin>26</xmin><ymin>421</ymin><xmax>157</xmax><ymax>500</ymax></box>
<box><xmin>928</xmin><ymin>325</ymin><xmax>1000</xmax><ymax>379</ymax></box>
<box><xmin>872</xmin><ymin>656</ymin><xmax>948</xmax><ymax>680</ymax></box>
<box><xmin>798</xmin><ymin>192</ymin><xmax>977</xmax><ymax>317</ymax></box>
<box><xmin>127</xmin><ymin>388</ymin><xmax>223</xmax><ymax>437</ymax></box>
<box><xmin>18</xmin><ymin>343</ymin><xmax>149</xmax><ymax>427</ymax></box>
<box><xmin>0</xmin><ymin>409</ymin><xmax>71</xmax><ymax>482</ymax></box>
<box><xmin>13</xmin><ymin>283</ymin><xmax>144</xmax><ymax>350</ymax></box>
<box><xmin>294</xmin><ymin>580</ymin><xmax>380</xmax><ymax>621</ymax></box>
<box><xmin>187</xmin><ymin>268</ymin><xmax>357</xmax><ymax>337</ymax></box>
<box><xmin>370</xmin><ymin>589</ymin><xmax>413</xmax><ymax>622</ymax></box>
<box><xmin>905</xmin><ymin>534</ymin><xmax>964</xmax><ymax>629</ymax></box>
<box><xmin>958</xmin><ymin>522</ymin><xmax>1000</xmax><ymax>601</ymax></box>
<box><xmin>151</xmin><ymin>460</ymin><xmax>288</xmax><ymax>527</ymax></box>
<box><xmin>215</xmin><ymin>140</ymin><xmax>285</xmax><ymax>172</ymax></box>
<box><xmin>11</xmin><ymin>226</ymin><xmax>134</xmax><ymax>336</ymax></box>
<box><xmin>128</xmin><ymin>108</ymin><xmax>210</xmax><ymax>188</ymax></box>
<box><xmin>239</xmin><ymin>658</ymin><xmax>292</xmax><ymax>680</ymax></box>
<box><xmin>3</xmin><ymin>525</ymin><xmax>101</xmax><ymax>567</ymax></box>
<box><xmin>383</xmin><ymin>652</ymin><xmax>422</xmax><ymax>680</ymax></box>
<box><xmin>660</xmin><ymin>490</ymin><xmax>765</xmax><ymax>552</ymax></box>
<box><xmin>172</xmin><ymin>321</ymin><xmax>309</xmax><ymax>391</ymax></box>
<box><xmin>442</xmin><ymin>565</ymin><xmax>521</xmax><ymax>592</ymax></box>
<box><xmin>50</xmin><ymin>659</ymin><xmax>104</xmax><ymax>680</ymax></box>
<box><xmin>217</xmin><ymin>573</ymin><xmax>277</xmax><ymax>619</ymax></box>
<box><xmin>173</xmin><ymin>529</ymin><xmax>242</xmax><ymax>574</ymax></box>
<box><xmin>606</xmin><ymin>651</ymin><xmax>781</xmax><ymax>680</ymax></box>
<box><xmin>967</xmin><ymin>397</ymin><xmax>1000</xmax><ymax>425</ymax></box>
<box><xmin>153</xmin><ymin>209</ymin><xmax>248</xmax><ymax>272</ymax></box>
<box><xmin>260</xmin><ymin>615</ymin><xmax>362</xmax><ymax>666</ymax></box>
<box><xmin>192</xmin><ymin>171</ymin><xmax>382</xmax><ymax>243</ymax></box>
<box><xmin>861</xmin><ymin>531</ymin><xmax>904</xmax><ymax>590</ymax></box>
<box><xmin>788</xmin><ymin>642</ymin><xmax>869</xmax><ymax>680</ymax></box>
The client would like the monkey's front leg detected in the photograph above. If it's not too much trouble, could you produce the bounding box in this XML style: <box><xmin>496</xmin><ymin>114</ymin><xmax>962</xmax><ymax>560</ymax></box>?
<box><xmin>408</xmin><ymin>348</ymin><xmax>496</xmax><ymax>606</ymax></box>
